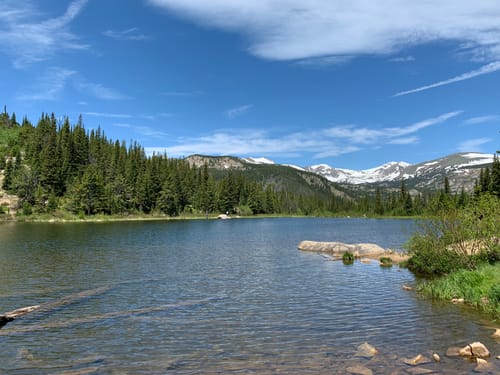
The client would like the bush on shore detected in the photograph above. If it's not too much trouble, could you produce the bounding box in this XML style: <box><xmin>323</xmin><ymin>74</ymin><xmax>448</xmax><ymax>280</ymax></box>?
<box><xmin>406</xmin><ymin>194</ymin><xmax>500</xmax><ymax>276</ymax></box>
<box><xmin>406</xmin><ymin>193</ymin><xmax>500</xmax><ymax>318</ymax></box>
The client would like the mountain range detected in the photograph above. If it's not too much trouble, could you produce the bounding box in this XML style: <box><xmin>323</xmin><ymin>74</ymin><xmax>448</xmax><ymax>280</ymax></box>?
<box><xmin>187</xmin><ymin>152</ymin><xmax>494</xmax><ymax>195</ymax></box>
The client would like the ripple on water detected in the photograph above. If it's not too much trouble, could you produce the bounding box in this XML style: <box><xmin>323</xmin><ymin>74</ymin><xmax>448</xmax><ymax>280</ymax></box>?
<box><xmin>0</xmin><ymin>219</ymin><xmax>498</xmax><ymax>374</ymax></box>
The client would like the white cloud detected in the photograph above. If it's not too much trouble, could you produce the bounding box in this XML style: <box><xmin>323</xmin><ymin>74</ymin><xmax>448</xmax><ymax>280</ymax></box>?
<box><xmin>0</xmin><ymin>0</ymin><xmax>89</xmax><ymax>68</ymax></box>
<box><xmin>76</xmin><ymin>80</ymin><xmax>129</xmax><ymax>100</ymax></box>
<box><xmin>113</xmin><ymin>123</ymin><xmax>169</xmax><ymax>138</ymax></box>
<box><xmin>463</xmin><ymin>115</ymin><xmax>499</xmax><ymax>125</ymax></box>
<box><xmin>148</xmin><ymin>1</ymin><xmax>500</xmax><ymax>63</ymax></box>
<box><xmin>17</xmin><ymin>67</ymin><xmax>128</xmax><ymax>101</ymax></box>
<box><xmin>388</xmin><ymin>137</ymin><xmax>419</xmax><ymax>145</ymax></box>
<box><xmin>225</xmin><ymin>104</ymin><xmax>253</xmax><ymax>119</ymax></box>
<box><xmin>458</xmin><ymin>138</ymin><xmax>492</xmax><ymax>152</ymax></box>
<box><xmin>389</xmin><ymin>56</ymin><xmax>415</xmax><ymax>63</ymax></box>
<box><xmin>324</xmin><ymin>111</ymin><xmax>461</xmax><ymax>144</ymax></box>
<box><xmin>394</xmin><ymin>61</ymin><xmax>500</xmax><ymax>97</ymax></box>
<box><xmin>103</xmin><ymin>27</ymin><xmax>150</xmax><ymax>41</ymax></box>
<box><xmin>146</xmin><ymin>111</ymin><xmax>460</xmax><ymax>159</ymax></box>
<box><xmin>16</xmin><ymin>67</ymin><xmax>76</xmax><ymax>101</ymax></box>
<box><xmin>82</xmin><ymin>112</ymin><xmax>132</xmax><ymax>119</ymax></box>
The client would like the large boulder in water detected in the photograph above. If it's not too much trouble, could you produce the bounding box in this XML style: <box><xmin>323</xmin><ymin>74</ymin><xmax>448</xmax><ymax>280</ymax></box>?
<box><xmin>459</xmin><ymin>342</ymin><xmax>490</xmax><ymax>359</ymax></box>
<box><xmin>298</xmin><ymin>241</ymin><xmax>387</xmax><ymax>256</ymax></box>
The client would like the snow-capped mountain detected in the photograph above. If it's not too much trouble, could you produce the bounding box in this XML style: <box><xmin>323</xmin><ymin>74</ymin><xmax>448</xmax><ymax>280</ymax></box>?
<box><xmin>307</xmin><ymin>161</ymin><xmax>410</xmax><ymax>184</ymax></box>
<box><xmin>307</xmin><ymin>152</ymin><xmax>494</xmax><ymax>191</ymax></box>
<box><xmin>186</xmin><ymin>152</ymin><xmax>494</xmax><ymax>193</ymax></box>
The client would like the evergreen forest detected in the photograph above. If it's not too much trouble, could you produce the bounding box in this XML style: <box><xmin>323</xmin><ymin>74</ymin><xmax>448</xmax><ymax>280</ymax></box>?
<box><xmin>1</xmin><ymin>109</ymin><xmax>499</xmax><ymax>219</ymax></box>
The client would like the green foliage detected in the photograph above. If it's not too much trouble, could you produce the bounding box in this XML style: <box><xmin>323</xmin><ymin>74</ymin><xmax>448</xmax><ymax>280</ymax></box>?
<box><xmin>489</xmin><ymin>283</ymin><xmax>500</xmax><ymax>304</ymax></box>
<box><xmin>21</xmin><ymin>202</ymin><xmax>33</xmax><ymax>216</ymax></box>
<box><xmin>406</xmin><ymin>194</ymin><xmax>500</xmax><ymax>276</ymax></box>
<box><xmin>342</xmin><ymin>251</ymin><xmax>354</xmax><ymax>264</ymax></box>
<box><xmin>417</xmin><ymin>263</ymin><xmax>500</xmax><ymax>319</ymax></box>
<box><xmin>379</xmin><ymin>257</ymin><xmax>393</xmax><ymax>267</ymax></box>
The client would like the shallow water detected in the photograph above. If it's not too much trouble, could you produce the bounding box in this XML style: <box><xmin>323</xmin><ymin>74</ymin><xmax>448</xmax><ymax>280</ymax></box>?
<box><xmin>0</xmin><ymin>218</ymin><xmax>498</xmax><ymax>374</ymax></box>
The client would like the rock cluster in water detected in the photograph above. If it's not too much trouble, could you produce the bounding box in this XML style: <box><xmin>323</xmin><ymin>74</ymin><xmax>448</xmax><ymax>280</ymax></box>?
<box><xmin>344</xmin><ymin>340</ymin><xmax>498</xmax><ymax>375</ymax></box>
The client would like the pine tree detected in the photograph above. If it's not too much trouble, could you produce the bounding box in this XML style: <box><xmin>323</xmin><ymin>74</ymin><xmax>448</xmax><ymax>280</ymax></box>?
<box><xmin>490</xmin><ymin>154</ymin><xmax>500</xmax><ymax>197</ymax></box>
<box><xmin>443</xmin><ymin>176</ymin><xmax>451</xmax><ymax>195</ymax></box>
<box><xmin>2</xmin><ymin>159</ymin><xmax>13</xmax><ymax>191</ymax></box>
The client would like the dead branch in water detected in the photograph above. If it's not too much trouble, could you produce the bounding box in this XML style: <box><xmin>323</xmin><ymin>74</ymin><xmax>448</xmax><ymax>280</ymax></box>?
<box><xmin>0</xmin><ymin>296</ymin><xmax>218</xmax><ymax>335</ymax></box>
<box><xmin>0</xmin><ymin>286</ymin><xmax>112</xmax><ymax>328</ymax></box>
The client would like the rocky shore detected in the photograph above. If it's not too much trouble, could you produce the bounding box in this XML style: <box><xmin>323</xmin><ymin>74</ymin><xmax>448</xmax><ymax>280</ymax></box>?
<box><xmin>298</xmin><ymin>240</ymin><xmax>409</xmax><ymax>264</ymax></box>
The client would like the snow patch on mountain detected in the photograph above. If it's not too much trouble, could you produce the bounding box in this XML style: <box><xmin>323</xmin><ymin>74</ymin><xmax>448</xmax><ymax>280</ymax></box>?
<box><xmin>307</xmin><ymin>161</ymin><xmax>410</xmax><ymax>184</ymax></box>
<box><xmin>244</xmin><ymin>157</ymin><xmax>275</xmax><ymax>165</ymax></box>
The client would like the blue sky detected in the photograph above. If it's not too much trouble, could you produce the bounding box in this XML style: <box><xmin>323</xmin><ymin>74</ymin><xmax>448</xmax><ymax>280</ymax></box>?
<box><xmin>1</xmin><ymin>0</ymin><xmax>499</xmax><ymax>169</ymax></box>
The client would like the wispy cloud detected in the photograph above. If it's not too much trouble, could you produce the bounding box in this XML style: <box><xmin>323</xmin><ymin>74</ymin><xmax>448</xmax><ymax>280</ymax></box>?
<box><xmin>148</xmin><ymin>1</ymin><xmax>500</xmax><ymax>64</ymax></box>
<box><xmin>17</xmin><ymin>67</ymin><xmax>128</xmax><ymax>101</ymax></box>
<box><xmin>103</xmin><ymin>27</ymin><xmax>150</xmax><ymax>41</ymax></box>
<box><xmin>225</xmin><ymin>104</ymin><xmax>253</xmax><ymax>119</ymax></box>
<box><xmin>0</xmin><ymin>0</ymin><xmax>88</xmax><ymax>68</ymax></box>
<box><xmin>324</xmin><ymin>111</ymin><xmax>462</xmax><ymax>144</ymax></box>
<box><xmin>458</xmin><ymin>138</ymin><xmax>492</xmax><ymax>152</ymax></box>
<box><xmin>113</xmin><ymin>123</ymin><xmax>169</xmax><ymax>138</ymax></box>
<box><xmin>82</xmin><ymin>112</ymin><xmax>132</xmax><ymax>119</ymax></box>
<box><xmin>296</xmin><ymin>55</ymin><xmax>352</xmax><ymax>67</ymax></box>
<box><xmin>76</xmin><ymin>80</ymin><xmax>129</xmax><ymax>100</ymax></box>
<box><xmin>463</xmin><ymin>115</ymin><xmax>499</xmax><ymax>125</ymax></box>
<box><xmin>394</xmin><ymin>62</ymin><xmax>500</xmax><ymax>97</ymax></box>
<box><xmin>389</xmin><ymin>56</ymin><xmax>415</xmax><ymax>63</ymax></box>
<box><xmin>16</xmin><ymin>67</ymin><xmax>76</xmax><ymax>101</ymax></box>
<box><xmin>145</xmin><ymin>111</ymin><xmax>460</xmax><ymax>160</ymax></box>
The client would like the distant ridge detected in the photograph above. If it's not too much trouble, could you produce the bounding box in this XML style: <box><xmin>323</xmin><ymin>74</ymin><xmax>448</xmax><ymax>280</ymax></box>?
<box><xmin>186</xmin><ymin>152</ymin><xmax>494</xmax><ymax>194</ymax></box>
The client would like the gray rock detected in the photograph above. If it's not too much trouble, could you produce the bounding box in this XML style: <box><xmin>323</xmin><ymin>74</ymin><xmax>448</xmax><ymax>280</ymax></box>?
<box><xmin>403</xmin><ymin>354</ymin><xmax>431</xmax><ymax>366</ymax></box>
<box><xmin>298</xmin><ymin>241</ymin><xmax>386</xmax><ymax>255</ymax></box>
<box><xmin>346</xmin><ymin>364</ymin><xmax>373</xmax><ymax>375</ymax></box>
<box><xmin>459</xmin><ymin>342</ymin><xmax>490</xmax><ymax>359</ymax></box>
<box><xmin>354</xmin><ymin>342</ymin><xmax>378</xmax><ymax>358</ymax></box>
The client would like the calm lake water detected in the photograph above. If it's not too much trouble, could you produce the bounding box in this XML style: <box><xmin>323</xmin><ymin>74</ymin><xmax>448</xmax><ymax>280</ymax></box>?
<box><xmin>0</xmin><ymin>218</ymin><xmax>498</xmax><ymax>374</ymax></box>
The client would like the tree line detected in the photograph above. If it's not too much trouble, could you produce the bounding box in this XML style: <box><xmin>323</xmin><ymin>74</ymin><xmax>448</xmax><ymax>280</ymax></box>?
<box><xmin>1</xmin><ymin>109</ymin><xmax>498</xmax><ymax>218</ymax></box>
<box><xmin>0</xmin><ymin>111</ymin><xmax>349</xmax><ymax>217</ymax></box>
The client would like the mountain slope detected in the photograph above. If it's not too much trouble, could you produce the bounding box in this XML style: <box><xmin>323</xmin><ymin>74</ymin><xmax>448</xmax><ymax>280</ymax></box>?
<box><xmin>308</xmin><ymin>153</ymin><xmax>493</xmax><ymax>192</ymax></box>
<box><xmin>185</xmin><ymin>152</ymin><xmax>493</xmax><ymax>197</ymax></box>
<box><xmin>185</xmin><ymin>154</ymin><xmax>351</xmax><ymax>199</ymax></box>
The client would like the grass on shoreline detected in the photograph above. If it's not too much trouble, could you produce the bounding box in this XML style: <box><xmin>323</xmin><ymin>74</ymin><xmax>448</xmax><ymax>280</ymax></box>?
<box><xmin>1</xmin><ymin>210</ymin><xmax>422</xmax><ymax>223</ymax></box>
<box><xmin>416</xmin><ymin>263</ymin><xmax>500</xmax><ymax>320</ymax></box>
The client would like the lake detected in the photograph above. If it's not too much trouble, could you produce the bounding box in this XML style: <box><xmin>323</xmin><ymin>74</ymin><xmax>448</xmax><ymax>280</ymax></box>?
<box><xmin>0</xmin><ymin>218</ymin><xmax>498</xmax><ymax>374</ymax></box>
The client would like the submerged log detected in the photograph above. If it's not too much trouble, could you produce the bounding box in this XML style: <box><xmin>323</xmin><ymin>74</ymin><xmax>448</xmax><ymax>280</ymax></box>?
<box><xmin>0</xmin><ymin>305</ymin><xmax>41</xmax><ymax>327</ymax></box>
<box><xmin>0</xmin><ymin>286</ymin><xmax>111</xmax><ymax>329</ymax></box>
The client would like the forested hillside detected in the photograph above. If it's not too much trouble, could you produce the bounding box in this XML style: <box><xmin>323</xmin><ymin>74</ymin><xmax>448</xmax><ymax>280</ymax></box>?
<box><xmin>1</xmin><ymin>109</ymin><xmax>498</xmax><ymax>219</ymax></box>
<box><xmin>0</xmin><ymin>110</ymin><xmax>349</xmax><ymax>218</ymax></box>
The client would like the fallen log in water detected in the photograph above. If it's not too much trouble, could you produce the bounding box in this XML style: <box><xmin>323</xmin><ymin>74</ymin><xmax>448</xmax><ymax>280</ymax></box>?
<box><xmin>0</xmin><ymin>296</ymin><xmax>221</xmax><ymax>335</ymax></box>
<box><xmin>0</xmin><ymin>305</ymin><xmax>41</xmax><ymax>327</ymax></box>
<box><xmin>0</xmin><ymin>285</ymin><xmax>111</xmax><ymax>328</ymax></box>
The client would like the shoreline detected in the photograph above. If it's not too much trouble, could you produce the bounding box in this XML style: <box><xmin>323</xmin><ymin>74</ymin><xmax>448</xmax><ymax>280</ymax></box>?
<box><xmin>0</xmin><ymin>212</ymin><xmax>422</xmax><ymax>224</ymax></box>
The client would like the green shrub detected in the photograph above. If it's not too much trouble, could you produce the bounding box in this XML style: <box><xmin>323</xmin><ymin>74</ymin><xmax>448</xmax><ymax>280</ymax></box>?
<box><xmin>379</xmin><ymin>257</ymin><xmax>393</xmax><ymax>267</ymax></box>
<box><xmin>21</xmin><ymin>202</ymin><xmax>32</xmax><ymax>216</ymax></box>
<box><xmin>342</xmin><ymin>251</ymin><xmax>354</xmax><ymax>264</ymax></box>
<box><xmin>406</xmin><ymin>195</ymin><xmax>500</xmax><ymax>276</ymax></box>
<box><xmin>489</xmin><ymin>284</ymin><xmax>500</xmax><ymax>304</ymax></box>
